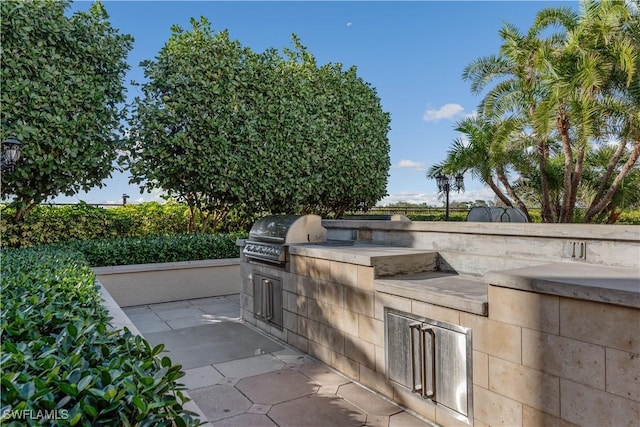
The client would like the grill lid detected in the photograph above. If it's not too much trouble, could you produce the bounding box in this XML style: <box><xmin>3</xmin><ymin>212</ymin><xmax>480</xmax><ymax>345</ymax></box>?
<box><xmin>248</xmin><ymin>214</ymin><xmax>326</xmax><ymax>244</ymax></box>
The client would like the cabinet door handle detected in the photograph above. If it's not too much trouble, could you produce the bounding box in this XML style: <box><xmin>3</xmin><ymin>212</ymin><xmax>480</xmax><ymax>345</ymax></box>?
<box><xmin>409</xmin><ymin>322</ymin><xmax>422</xmax><ymax>394</ymax></box>
<box><xmin>421</xmin><ymin>325</ymin><xmax>436</xmax><ymax>400</ymax></box>
<box><xmin>264</xmin><ymin>279</ymin><xmax>273</xmax><ymax>320</ymax></box>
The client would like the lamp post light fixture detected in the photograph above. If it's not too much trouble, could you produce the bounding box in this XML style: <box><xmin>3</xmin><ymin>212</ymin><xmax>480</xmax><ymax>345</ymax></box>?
<box><xmin>435</xmin><ymin>172</ymin><xmax>465</xmax><ymax>221</ymax></box>
<box><xmin>2</xmin><ymin>136</ymin><xmax>22</xmax><ymax>173</ymax></box>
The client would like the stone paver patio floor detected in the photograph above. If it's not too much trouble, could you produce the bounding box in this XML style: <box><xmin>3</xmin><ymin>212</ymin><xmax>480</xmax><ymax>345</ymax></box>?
<box><xmin>123</xmin><ymin>295</ymin><xmax>433</xmax><ymax>427</ymax></box>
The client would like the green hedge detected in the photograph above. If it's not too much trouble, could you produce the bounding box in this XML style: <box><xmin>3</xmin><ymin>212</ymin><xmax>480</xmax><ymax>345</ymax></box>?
<box><xmin>54</xmin><ymin>233</ymin><xmax>246</xmax><ymax>267</ymax></box>
<box><xmin>0</xmin><ymin>247</ymin><xmax>201</xmax><ymax>426</ymax></box>
<box><xmin>1</xmin><ymin>202</ymin><xmax>256</xmax><ymax>248</ymax></box>
<box><xmin>406</xmin><ymin>212</ymin><xmax>468</xmax><ymax>221</ymax></box>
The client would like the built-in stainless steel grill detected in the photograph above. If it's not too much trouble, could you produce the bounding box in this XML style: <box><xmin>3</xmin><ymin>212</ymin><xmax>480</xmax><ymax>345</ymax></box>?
<box><xmin>243</xmin><ymin>215</ymin><xmax>326</xmax><ymax>265</ymax></box>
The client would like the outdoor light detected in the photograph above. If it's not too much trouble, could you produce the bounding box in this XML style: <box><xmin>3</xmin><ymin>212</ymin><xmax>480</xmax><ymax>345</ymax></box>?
<box><xmin>435</xmin><ymin>171</ymin><xmax>464</xmax><ymax>221</ymax></box>
<box><xmin>454</xmin><ymin>173</ymin><xmax>465</xmax><ymax>190</ymax></box>
<box><xmin>436</xmin><ymin>172</ymin><xmax>448</xmax><ymax>191</ymax></box>
<box><xmin>2</xmin><ymin>136</ymin><xmax>22</xmax><ymax>173</ymax></box>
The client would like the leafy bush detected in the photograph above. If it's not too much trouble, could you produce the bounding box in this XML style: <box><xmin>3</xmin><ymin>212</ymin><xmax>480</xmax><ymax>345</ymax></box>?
<box><xmin>0</xmin><ymin>247</ymin><xmax>201</xmax><ymax>426</ymax></box>
<box><xmin>1</xmin><ymin>202</ymin><xmax>252</xmax><ymax>248</ymax></box>
<box><xmin>406</xmin><ymin>211</ymin><xmax>468</xmax><ymax>221</ymax></box>
<box><xmin>1</xmin><ymin>203</ymin><xmax>133</xmax><ymax>248</ymax></box>
<box><xmin>114</xmin><ymin>202</ymin><xmax>191</xmax><ymax>237</ymax></box>
<box><xmin>53</xmin><ymin>232</ymin><xmax>245</xmax><ymax>267</ymax></box>
<box><xmin>615</xmin><ymin>210</ymin><xmax>640</xmax><ymax>225</ymax></box>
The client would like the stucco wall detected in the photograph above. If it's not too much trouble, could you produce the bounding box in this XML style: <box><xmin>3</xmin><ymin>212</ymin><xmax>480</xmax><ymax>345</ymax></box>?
<box><xmin>94</xmin><ymin>258</ymin><xmax>241</xmax><ymax>307</ymax></box>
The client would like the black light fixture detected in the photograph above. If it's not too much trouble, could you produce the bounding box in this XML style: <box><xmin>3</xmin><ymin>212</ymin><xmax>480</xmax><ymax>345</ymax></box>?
<box><xmin>122</xmin><ymin>193</ymin><xmax>130</xmax><ymax>205</ymax></box>
<box><xmin>435</xmin><ymin>171</ymin><xmax>465</xmax><ymax>221</ymax></box>
<box><xmin>435</xmin><ymin>172</ymin><xmax>448</xmax><ymax>191</ymax></box>
<box><xmin>2</xmin><ymin>136</ymin><xmax>22</xmax><ymax>173</ymax></box>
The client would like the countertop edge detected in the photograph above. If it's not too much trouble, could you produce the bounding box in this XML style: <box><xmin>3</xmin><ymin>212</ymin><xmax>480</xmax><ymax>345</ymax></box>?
<box><xmin>484</xmin><ymin>263</ymin><xmax>640</xmax><ymax>309</ymax></box>
<box><xmin>374</xmin><ymin>275</ymin><xmax>489</xmax><ymax>316</ymax></box>
<box><xmin>289</xmin><ymin>243</ymin><xmax>437</xmax><ymax>267</ymax></box>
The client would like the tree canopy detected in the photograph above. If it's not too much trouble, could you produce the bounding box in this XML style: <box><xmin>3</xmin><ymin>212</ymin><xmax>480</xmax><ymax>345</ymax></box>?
<box><xmin>125</xmin><ymin>18</ymin><xmax>390</xmax><ymax>228</ymax></box>
<box><xmin>0</xmin><ymin>0</ymin><xmax>133</xmax><ymax>222</ymax></box>
<box><xmin>432</xmin><ymin>0</ymin><xmax>639</xmax><ymax>223</ymax></box>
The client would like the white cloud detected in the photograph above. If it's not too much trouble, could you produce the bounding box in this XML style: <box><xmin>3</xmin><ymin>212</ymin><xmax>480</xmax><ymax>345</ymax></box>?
<box><xmin>423</xmin><ymin>103</ymin><xmax>465</xmax><ymax>122</ymax></box>
<box><xmin>346</xmin><ymin>22</ymin><xmax>352</xmax><ymax>27</ymax></box>
<box><xmin>394</xmin><ymin>159</ymin><xmax>425</xmax><ymax>171</ymax></box>
<box><xmin>138</xmin><ymin>187</ymin><xmax>168</xmax><ymax>203</ymax></box>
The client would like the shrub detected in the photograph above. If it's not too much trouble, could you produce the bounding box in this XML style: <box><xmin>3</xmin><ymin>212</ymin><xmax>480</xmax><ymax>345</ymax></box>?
<box><xmin>406</xmin><ymin>211</ymin><xmax>468</xmax><ymax>221</ymax></box>
<box><xmin>52</xmin><ymin>232</ymin><xmax>246</xmax><ymax>267</ymax></box>
<box><xmin>1</xmin><ymin>203</ymin><xmax>135</xmax><ymax>248</ymax></box>
<box><xmin>617</xmin><ymin>210</ymin><xmax>640</xmax><ymax>225</ymax></box>
<box><xmin>1</xmin><ymin>202</ymin><xmax>253</xmax><ymax>248</ymax></box>
<box><xmin>115</xmin><ymin>201</ymin><xmax>190</xmax><ymax>237</ymax></box>
<box><xmin>0</xmin><ymin>247</ymin><xmax>201</xmax><ymax>426</ymax></box>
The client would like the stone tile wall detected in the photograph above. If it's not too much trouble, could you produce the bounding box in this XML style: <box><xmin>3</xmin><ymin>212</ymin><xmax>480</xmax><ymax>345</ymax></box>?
<box><xmin>473</xmin><ymin>285</ymin><xmax>640</xmax><ymax>427</ymax></box>
<box><xmin>241</xmin><ymin>254</ymin><xmax>640</xmax><ymax>426</ymax></box>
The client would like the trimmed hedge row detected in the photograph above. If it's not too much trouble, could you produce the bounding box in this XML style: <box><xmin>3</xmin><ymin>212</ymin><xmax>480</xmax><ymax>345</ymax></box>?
<box><xmin>1</xmin><ymin>202</ymin><xmax>256</xmax><ymax>249</ymax></box>
<box><xmin>50</xmin><ymin>232</ymin><xmax>245</xmax><ymax>267</ymax></box>
<box><xmin>406</xmin><ymin>212</ymin><xmax>467</xmax><ymax>222</ymax></box>
<box><xmin>0</xmin><ymin>247</ymin><xmax>202</xmax><ymax>426</ymax></box>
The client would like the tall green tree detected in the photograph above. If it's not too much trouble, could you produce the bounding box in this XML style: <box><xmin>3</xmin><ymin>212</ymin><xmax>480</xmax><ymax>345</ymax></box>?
<box><xmin>127</xmin><ymin>19</ymin><xmax>256</xmax><ymax>232</ymax></box>
<box><xmin>463</xmin><ymin>19</ymin><xmax>558</xmax><ymax>221</ymax></box>
<box><xmin>459</xmin><ymin>0</ymin><xmax>639</xmax><ymax>223</ymax></box>
<box><xmin>427</xmin><ymin>116</ymin><xmax>532</xmax><ymax>220</ymax></box>
<box><xmin>125</xmin><ymin>18</ymin><xmax>390</xmax><ymax>225</ymax></box>
<box><xmin>533</xmin><ymin>0</ymin><xmax>639</xmax><ymax>222</ymax></box>
<box><xmin>0</xmin><ymin>0</ymin><xmax>133</xmax><ymax>222</ymax></box>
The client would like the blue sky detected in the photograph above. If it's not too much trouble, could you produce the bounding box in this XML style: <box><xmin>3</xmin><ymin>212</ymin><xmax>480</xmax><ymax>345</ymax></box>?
<box><xmin>55</xmin><ymin>0</ymin><xmax>577</xmax><ymax>206</ymax></box>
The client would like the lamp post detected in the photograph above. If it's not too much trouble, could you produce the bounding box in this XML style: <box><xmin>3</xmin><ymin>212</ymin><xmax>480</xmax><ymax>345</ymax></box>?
<box><xmin>2</xmin><ymin>136</ymin><xmax>22</xmax><ymax>173</ymax></box>
<box><xmin>435</xmin><ymin>172</ymin><xmax>464</xmax><ymax>221</ymax></box>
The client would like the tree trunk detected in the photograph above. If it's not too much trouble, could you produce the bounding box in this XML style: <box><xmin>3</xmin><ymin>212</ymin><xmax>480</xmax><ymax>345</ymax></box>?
<box><xmin>537</xmin><ymin>137</ymin><xmax>555</xmax><ymax>222</ymax></box>
<box><xmin>593</xmin><ymin>139</ymin><xmax>627</xmax><ymax>203</ymax></box>
<box><xmin>566</xmin><ymin>141</ymin><xmax>586</xmax><ymax>222</ymax></box>
<box><xmin>11</xmin><ymin>198</ymin><xmax>39</xmax><ymax>224</ymax></box>
<box><xmin>557</xmin><ymin>108</ymin><xmax>574</xmax><ymax>223</ymax></box>
<box><xmin>585</xmin><ymin>140</ymin><xmax>640</xmax><ymax>222</ymax></box>
<box><xmin>187</xmin><ymin>201</ymin><xmax>196</xmax><ymax>233</ymax></box>
<box><xmin>486</xmin><ymin>177</ymin><xmax>513</xmax><ymax>206</ymax></box>
<box><xmin>496</xmin><ymin>169</ymin><xmax>531</xmax><ymax>221</ymax></box>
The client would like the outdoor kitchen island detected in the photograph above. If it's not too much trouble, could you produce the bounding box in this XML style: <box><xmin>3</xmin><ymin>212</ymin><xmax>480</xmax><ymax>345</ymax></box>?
<box><xmin>239</xmin><ymin>220</ymin><xmax>640</xmax><ymax>427</ymax></box>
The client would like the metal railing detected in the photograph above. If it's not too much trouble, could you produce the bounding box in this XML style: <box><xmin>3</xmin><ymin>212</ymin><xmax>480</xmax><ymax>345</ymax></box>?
<box><xmin>348</xmin><ymin>206</ymin><xmax>470</xmax><ymax>216</ymax></box>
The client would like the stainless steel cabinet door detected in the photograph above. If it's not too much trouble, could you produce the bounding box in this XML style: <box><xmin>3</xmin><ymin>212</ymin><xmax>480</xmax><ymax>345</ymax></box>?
<box><xmin>435</xmin><ymin>324</ymin><xmax>469</xmax><ymax>416</ymax></box>
<box><xmin>253</xmin><ymin>274</ymin><xmax>283</xmax><ymax>329</ymax></box>
<box><xmin>385</xmin><ymin>309</ymin><xmax>472</xmax><ymax>420</ymax></box>
<box><xmin>386</xmin><ymin>311</ymin><xmax>417</xmax><ymax>389</ymax></box>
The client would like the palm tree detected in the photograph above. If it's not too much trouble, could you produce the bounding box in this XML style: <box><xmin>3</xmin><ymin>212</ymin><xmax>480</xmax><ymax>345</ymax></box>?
<box><xmin>428</xmin><ymin>115</ymin><xmax>532</xmax><ymax>221</ymax></box>
<box><xmin>461</xmin><ymin>0</ymin><xmax>639</xmax><ymax>223</ymax></box>
<box><xmin>533</xmin><ymin>0</ymin><xmax>639</xmax><ymax>222</ymax></box>
<box><xmin>462</xmin><ymin>21</ymin><xmax>561</xmax><ymax>222</ymax></box>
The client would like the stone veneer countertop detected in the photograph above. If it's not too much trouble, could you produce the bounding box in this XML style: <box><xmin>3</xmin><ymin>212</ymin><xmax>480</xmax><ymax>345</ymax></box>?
<box><xmin>288</xmin><ymin>242</ymin><xmax>434</xmax><ymax>266</ymax></box>
<box><xmin>289</xmin><ymin>243</ymin><xmax>640</xmax><ymax>312</ymax></box>
<box><xmin>375</xmin><ymin>272</ymin><xmax>488</xmax><ymax>316</ymax></box>
<box><xmin>485</xmin><ymin>262</ymin><xmax>640</xmax><ymax>309</ymax></box>
<box><xmin>290</xmin><ymin>243</ymin><xmax>488</xmax><ymax>315</ymax></box>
